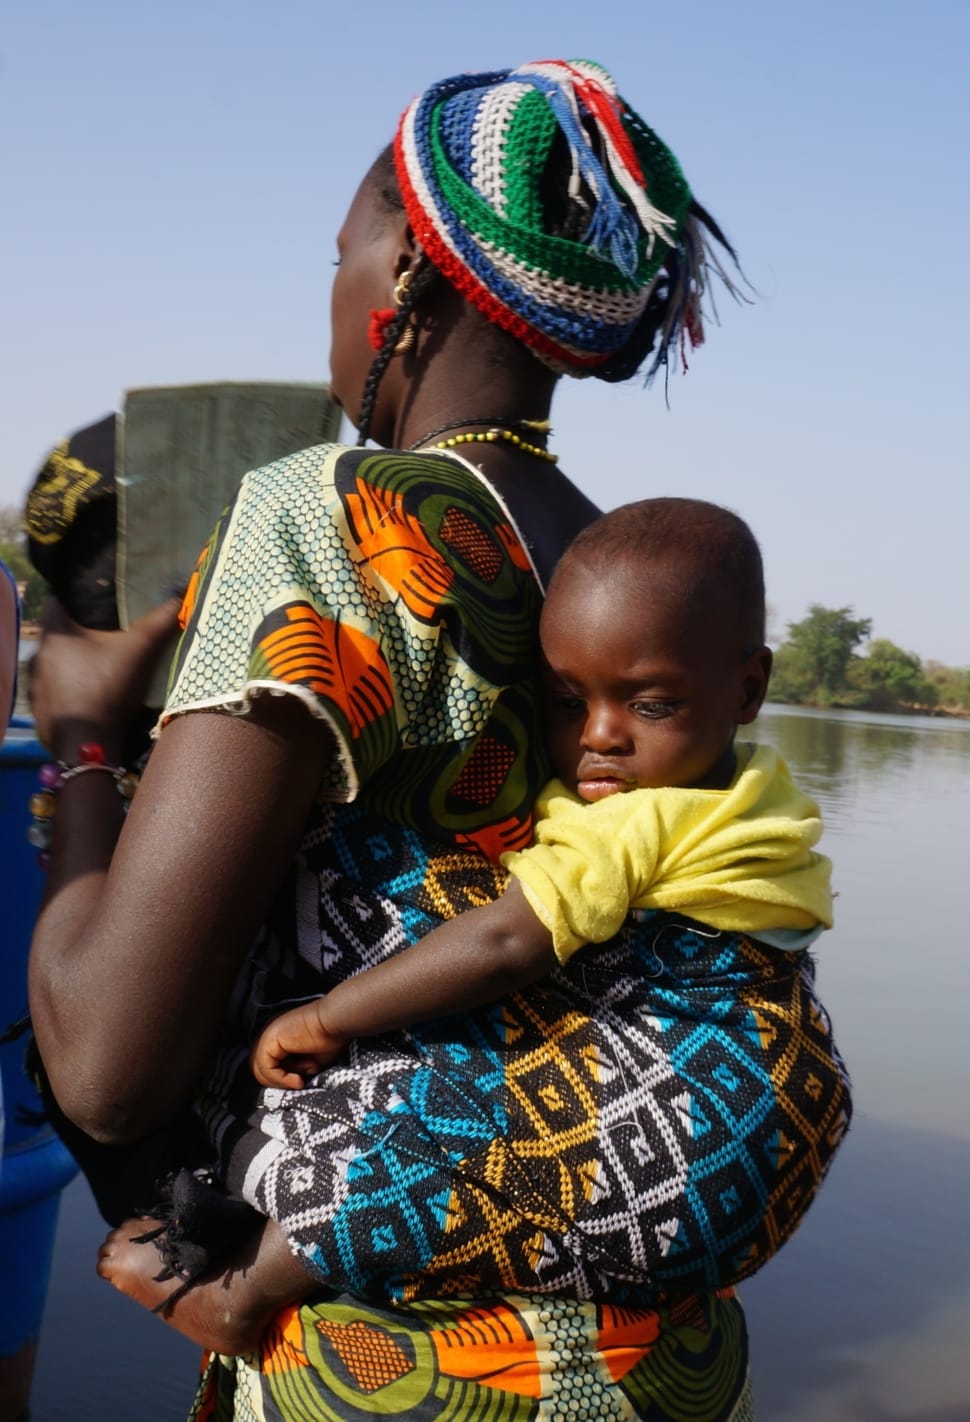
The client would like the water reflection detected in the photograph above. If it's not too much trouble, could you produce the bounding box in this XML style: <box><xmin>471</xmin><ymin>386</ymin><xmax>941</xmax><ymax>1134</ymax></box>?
<box><xmin>742</xmin><ymin>705</ymin><xmax>970</xmax><ymax>1419</ymax></box>
<box><xmin>763</xmin><ymin>703</ymin><xmax>970</xmax><ymax>775</ymax></box>
<box><xmin>745</xmin><ymin>1115</ymin><xmax>970</xmax><ymax>1420</ymax></box>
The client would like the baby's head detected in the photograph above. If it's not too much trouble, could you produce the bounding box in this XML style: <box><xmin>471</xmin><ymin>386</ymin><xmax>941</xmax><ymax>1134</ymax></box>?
<box><xmin>540</xmin><ymin>498</ymin><xmax>772</xmax><ymax>802</ymax></box>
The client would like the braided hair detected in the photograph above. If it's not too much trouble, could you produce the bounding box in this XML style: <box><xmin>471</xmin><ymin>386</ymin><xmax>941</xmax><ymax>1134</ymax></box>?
<box><xmin>599</xmin><ymin>198</ymin><xmax>740</xmax><ymax>387</ymax></box>
<box><xmin>355</xmin><ymin>236</ymin><xmax>440</xmax><ymax>446</ymax></box>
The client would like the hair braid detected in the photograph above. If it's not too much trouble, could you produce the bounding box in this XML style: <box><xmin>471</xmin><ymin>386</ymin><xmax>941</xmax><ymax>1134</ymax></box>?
<box><xmin>599</xmin><ymin>200</ymin><xmax>740</xmax><ymax>387</ymax></box>
<box><xmin>355</xmin><ymin>260</ymin><xmax>440</xmax><ymax>447</ymax></box>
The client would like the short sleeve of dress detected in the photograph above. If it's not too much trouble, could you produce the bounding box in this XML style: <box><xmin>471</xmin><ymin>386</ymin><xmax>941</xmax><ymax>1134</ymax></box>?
<box><xmin>162</xmin><ymin>444</ymin><xmax>543</xmax><ymax>826</ymax></box>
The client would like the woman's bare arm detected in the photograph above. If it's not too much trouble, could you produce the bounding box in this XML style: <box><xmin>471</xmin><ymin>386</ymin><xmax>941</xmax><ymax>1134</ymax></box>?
<box><xmin>251</xmin><ymin>879</ymin><xmax>556</xmax><ymax>1087</ymax></box>
<box><xmin>28</xmin><ymin>604</ymin><xmax>333</xmax><ymax>1143</ymax></box>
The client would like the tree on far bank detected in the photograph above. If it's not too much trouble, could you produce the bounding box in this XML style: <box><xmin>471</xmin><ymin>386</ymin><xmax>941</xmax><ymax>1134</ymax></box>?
<box><xmin>848</xmin><ymin>639</ymin><xmax>938</xmax><ymax>711</ymax></box>
<box><xmin>0</xmin><ymin>504</ymin><xmax>46</xmax><ymax>622</ymax></box>
<box><xmin>770</xmin><ymin>604</ymin><xmax>872</xmax><ymax>704</ymax></box>
<box><xmin>0</xmin><ymin>507</ymin><xmax>30</xmax><ymax>583</ymax></box>
<box><xmin>925</xmin><ymin>661</ymin><xmax>970</xmax><ymax>711</ymax></box>
<box><xmin>769</xmin><ymin>606</ymin><xmax>967</xmax><ymax>713</ymax></box>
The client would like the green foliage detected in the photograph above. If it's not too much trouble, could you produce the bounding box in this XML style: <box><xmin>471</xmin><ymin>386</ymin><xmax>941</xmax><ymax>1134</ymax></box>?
<box><xmin>0</xmin><ymin>526</ymin><xmax>29</xmax><ymax>585</ymax></box>
<box><xmin>848</xmin><ymin>639</ymin><xmax>938</xmax><ymax>711</ymax></box>
<box><xmin>0</xmin><ymin>503</ymin><xmax>47</xmax><ymax>625</ymax></box>
<box><xmin>771</xmin><ymin>606</ymin><xmax>964</xmax><ymax>714</ymax></box>
<box><xmin>769</xmin><ymin>605</ymin><xmax>871</xmax><ymax>704</ymax></box>
<box><xmin>0</xmin><ymin>541</ymin><xmax>31</xmax><ymax>587</ymax></box>
<box><xmin>783</xmin><ymin>605</ymin><xmax>872</xmax><ymax>694</ymax></box>
<box><xmin>925</xmin><ymin>661</ymin><xmax>970</xmax><ymax>711</ymax></box>
<box><xmin>0</xmin><ymin>507</ymin><xmax>26</xmax><ymax>545</ymax></box>
<box><xmin>19</xmin><ymin>571</ymin><xmax>47</xmax><ymax>622</ymax></box>
<box><xmin>767</xmin><ymin>642</ymin><xmax>816</xmax><ymax>703</ymax></box>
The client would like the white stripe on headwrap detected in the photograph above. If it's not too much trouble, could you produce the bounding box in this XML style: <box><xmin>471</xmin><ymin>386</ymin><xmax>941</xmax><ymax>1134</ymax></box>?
<box><xmin>470</xmin><ymin>82</ymin><xmax>532</xmax><ymax>218</ymax></box>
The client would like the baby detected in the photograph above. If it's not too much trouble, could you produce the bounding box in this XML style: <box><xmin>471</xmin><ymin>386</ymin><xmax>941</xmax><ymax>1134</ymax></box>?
<box><xmin>253</xmin><ymin>499</ymin><xmax>829</xmax><ymax>1076</ymax></box>
<box><xmin>100</xmin><ymin>496</ymin><xmax>849</xmax><ymax>1353</ymax></box>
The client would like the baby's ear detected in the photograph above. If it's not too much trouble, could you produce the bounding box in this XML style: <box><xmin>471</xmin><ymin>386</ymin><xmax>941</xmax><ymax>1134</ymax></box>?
<box><xmin>737</xmin><ymin>646</ymin><xmax>773</xmax><ymax>724</ymax></box>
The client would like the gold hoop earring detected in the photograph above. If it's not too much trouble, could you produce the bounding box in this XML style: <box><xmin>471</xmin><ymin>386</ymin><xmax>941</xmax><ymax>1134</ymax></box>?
<box><xmin>392</xmin><ymin>270</ymin><xmax>412</xmax><ymax>306</ymax></box>
<box><xmin>392</xmin><ymin>269</ymin><xmax>416</xmax><ymax>355</ymax></box>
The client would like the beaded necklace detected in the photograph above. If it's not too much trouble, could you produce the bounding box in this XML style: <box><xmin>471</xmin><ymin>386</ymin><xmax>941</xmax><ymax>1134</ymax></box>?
<box><xmin>407</xmin><ymin>418</ymin><xmax>557</xmax><ymax>464</ymax></box>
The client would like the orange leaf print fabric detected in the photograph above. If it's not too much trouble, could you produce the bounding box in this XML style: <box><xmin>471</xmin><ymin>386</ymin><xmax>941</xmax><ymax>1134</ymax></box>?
<box><xmin>257</xmin><ymin>603</ymin><xmax>393</xmax><ymax>740</ymax></box>
<box><xmin>343</xmin><ymin>475</ymin><xmax>455</xmax><ymax>624</ymax></box>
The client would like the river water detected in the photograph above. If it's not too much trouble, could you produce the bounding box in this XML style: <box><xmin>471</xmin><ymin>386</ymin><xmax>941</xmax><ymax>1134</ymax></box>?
<box><xmin>24</xmin><ymin>704</ymin><xmax>970</xmax><ymax>1420</ymax></box>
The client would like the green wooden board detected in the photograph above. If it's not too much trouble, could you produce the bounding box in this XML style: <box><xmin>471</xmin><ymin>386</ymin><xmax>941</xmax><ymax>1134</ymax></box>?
<box><xmin>116</xmin><ymin>381</ymin><xmax>341</xmax><ymax>703</ymax></box>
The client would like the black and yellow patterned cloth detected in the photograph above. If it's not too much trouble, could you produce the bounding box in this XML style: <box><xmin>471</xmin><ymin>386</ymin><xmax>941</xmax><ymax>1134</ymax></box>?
<box><xmin>24</xmin><ymin>413</ymin><xmax>121</xmax><ymax>629</ymax></box>
<box><xmin>24</xmin><ymin>411</ymin><xmax>160</xmax><ymax>765</ymax></box>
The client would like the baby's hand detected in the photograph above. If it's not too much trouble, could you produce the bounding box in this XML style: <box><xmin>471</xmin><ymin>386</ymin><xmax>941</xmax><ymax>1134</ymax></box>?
<box><xmin>250</xmin><ymin>1001</ymin><xmax>347</xmax><ymax>1089</ymax></box>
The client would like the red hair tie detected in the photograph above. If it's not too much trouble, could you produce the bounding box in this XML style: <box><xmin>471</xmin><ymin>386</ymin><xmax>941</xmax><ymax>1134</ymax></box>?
<box><xmin>368</xmin><ymin>307</ymin><xmax>397</xmax><ymax>351</ymax></box>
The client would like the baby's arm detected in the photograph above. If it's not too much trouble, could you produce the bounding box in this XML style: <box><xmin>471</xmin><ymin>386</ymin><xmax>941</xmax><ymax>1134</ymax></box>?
<box><xmin>251</xmin><ymin>879</ymin><xmax>556</xmax><ymax>1087</ymax></box>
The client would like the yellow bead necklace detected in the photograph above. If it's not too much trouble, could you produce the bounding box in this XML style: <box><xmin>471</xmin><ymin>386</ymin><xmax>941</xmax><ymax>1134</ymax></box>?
<box><xmin>408</xmin><ymin>419</ymin><xmax>557</xmax><ymax>464</ymax></box>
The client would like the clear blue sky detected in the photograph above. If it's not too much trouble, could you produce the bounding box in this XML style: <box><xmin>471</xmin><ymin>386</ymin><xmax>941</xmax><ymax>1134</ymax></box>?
<box><xmin>3</xmin><ymin>1</ymin><xmax>968</xmax><ymax>663</ymax></box>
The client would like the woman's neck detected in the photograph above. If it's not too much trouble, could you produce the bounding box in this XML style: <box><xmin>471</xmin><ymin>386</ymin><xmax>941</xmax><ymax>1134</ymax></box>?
<box><xmin>413</xmin><ymin>439</ymin><xmax>599</xmax><ymax>590</ymax></box>
<box><xmin>387</xmin><ymin>303</ymin><xmax>559</xmax><ymax>453</ymax></box>
<box><xmin>394</xmin><ymin>397</ymin><xmax>554</xmax><ymax>457</ymax></box>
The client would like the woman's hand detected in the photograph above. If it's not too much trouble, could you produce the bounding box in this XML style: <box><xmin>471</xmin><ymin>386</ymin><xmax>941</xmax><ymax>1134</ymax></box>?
<box><xmin>29</xmin><ymin>596</ymin><xmax>182</xmax><ymax>759</ymax></box>
<box><xmin>251</xmin><ymin>1000</ymin><xmax>348</xmax><ymax>1089</ymax></box>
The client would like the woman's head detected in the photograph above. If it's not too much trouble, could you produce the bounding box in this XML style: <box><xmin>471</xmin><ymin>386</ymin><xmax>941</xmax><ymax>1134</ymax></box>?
<box><xmin>330</xmin><ymin>146</ymin><xmax>554</xmax><ymax>444</ymax></box>
<box><xmin>332</xmin><ymin>60</ymin><xmax>742</xmax><ymax>444</ymax></box>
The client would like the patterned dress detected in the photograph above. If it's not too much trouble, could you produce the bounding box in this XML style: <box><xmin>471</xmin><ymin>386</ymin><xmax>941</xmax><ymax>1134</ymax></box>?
<box><xmin>166</xmin><ymin>443</ymin><xmax>762</xmax><ymax>1420</ymax></box>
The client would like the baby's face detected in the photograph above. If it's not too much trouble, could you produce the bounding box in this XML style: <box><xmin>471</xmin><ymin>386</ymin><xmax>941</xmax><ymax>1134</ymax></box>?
<box><xmin>540</xmin><ymin>561</ymin><xmax>765</xmax><ymax>803</ymax></box>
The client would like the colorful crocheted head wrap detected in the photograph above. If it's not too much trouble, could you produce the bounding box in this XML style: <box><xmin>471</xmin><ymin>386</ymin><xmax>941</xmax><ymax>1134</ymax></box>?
<box><xmin>394</xmin><ymin>59</ymin><xmax>717</xmax><ymax>379</ymax></box>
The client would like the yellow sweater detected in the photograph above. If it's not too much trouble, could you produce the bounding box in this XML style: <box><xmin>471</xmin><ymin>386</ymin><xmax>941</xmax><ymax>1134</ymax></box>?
<box><xmin>501</xmin><ymin>744</ymin><xmax>832</xmax><ymax>962</ymax></box>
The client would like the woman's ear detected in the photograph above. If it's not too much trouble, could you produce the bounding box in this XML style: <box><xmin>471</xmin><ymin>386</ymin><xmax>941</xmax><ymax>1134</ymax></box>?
<box><xmin>737</xmin><ymin>646</ymin><xmax>773</xmax><ymax>724</ymax></box>
<box><xmin>391</xmin><ymin>228</ymin><xmax>422</xmax><ymax>284</ymax></box>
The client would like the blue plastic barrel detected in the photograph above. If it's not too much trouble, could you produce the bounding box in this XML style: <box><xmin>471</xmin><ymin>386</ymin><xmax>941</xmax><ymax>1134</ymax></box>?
<box><xmin>0</xmin><ymin>721</ymin><xmax>78</xmax><ymax>1414</ymax></box>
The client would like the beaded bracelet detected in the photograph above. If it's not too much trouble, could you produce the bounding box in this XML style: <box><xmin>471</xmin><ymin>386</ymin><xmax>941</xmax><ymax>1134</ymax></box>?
<box><xmin>28</xmin><ymin>741</ymin><xmax>140</xmax><ymax>868</ymax></box>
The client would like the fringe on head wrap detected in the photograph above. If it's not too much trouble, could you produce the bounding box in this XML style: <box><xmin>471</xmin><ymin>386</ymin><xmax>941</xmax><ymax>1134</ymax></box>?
<box><xmin>394</xmin><ymin>59</ymin><xmax>743</xmax><ymax>381</ymax></box>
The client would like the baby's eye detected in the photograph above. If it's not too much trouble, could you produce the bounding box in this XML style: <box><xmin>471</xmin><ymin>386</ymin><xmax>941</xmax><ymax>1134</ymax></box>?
<box><xmin>631</xmin><ymin>699</ymin><xmax>679</xmax><ymax>720</ymax></box>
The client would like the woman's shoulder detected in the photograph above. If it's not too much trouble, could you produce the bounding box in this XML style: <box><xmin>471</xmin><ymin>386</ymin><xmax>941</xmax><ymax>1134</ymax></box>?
<box><xmin>236</xmin><ymin>442</ymin><xmax>514</xmax><ymax>522</ymax></box>
<box><xmin>237</xmin><ymin>441</ymin><xmax>349</xmax><ymax>499</ymax></box>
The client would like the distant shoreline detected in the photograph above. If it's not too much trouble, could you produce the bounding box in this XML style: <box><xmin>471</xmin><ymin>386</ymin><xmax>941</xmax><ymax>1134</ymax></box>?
<box><xmin>768</xmin><ymin>697</ymin><xmax>970</xmax><ymax>722</ymax></box>
<box><xmin>16</xmin><ymin>631</ymin><xmax>970</xmax><ymax>722</ymax></box>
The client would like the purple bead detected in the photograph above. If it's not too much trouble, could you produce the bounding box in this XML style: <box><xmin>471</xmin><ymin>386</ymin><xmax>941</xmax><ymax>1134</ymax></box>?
<box><xmin>38</xmin><ymin>850</ymin><xmax>50</xmax><ymax>870</ymax></box>
<box><xmin>39</xmin><ymin>763</ymin><xmax>63</xmax><ymax>789</ymax></box>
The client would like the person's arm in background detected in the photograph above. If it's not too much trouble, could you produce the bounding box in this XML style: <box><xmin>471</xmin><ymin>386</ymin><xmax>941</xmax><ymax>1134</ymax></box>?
<box><xmin>0</xmin><ymin>561</ymin><xmax>19</xmax><ymax>732</ymax></box>
<box><xmin>251</xmin><ymin>879</ymin><xmax>556</xmax><ymax>1086</ymax></box>
<box><xmin>27</xmin><ymin>601</ymin><xmax>334</xmax><ymax>1144</ymax></box>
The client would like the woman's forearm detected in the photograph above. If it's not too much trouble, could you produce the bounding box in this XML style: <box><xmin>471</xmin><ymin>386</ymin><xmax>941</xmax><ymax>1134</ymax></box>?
<box><xmin>34</xmin><ymin>718</ymin><xmax>131</xmax><ymax>938</ymax></box>
<box><xmin>29</xmin><ymin>699</ymin><xmax>332</xmax><ymax>1143</ymax></box>
<box><xmin>29</xmin><ymin>741</ymin><xmax>130</xmax><ymax>1130</ymax></box>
